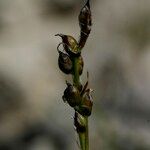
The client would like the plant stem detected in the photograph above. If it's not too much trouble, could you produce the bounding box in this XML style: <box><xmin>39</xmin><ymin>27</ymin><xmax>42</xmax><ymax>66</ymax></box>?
<box><xmin>78</xmin><ymin>116</ymin><xmax>89</xmax><ymax>150</ymax></box>
<box><xmin>72</xmin><ymin>57</ymin><xmax>89</xmax><ymax>150</ymax></box>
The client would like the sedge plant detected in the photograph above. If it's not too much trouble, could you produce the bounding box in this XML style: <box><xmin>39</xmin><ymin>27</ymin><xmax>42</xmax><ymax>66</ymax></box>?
<box><xmin>55</xmin><ymin>0</ymin><xmax>93</xmax><ymax>149</ymax></box>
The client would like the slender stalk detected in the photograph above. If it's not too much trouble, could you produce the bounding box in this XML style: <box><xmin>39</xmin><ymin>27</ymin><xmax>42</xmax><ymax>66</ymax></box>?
<box><xmin>78</xmin><ymin>117</ymin><xmax>89</xmax><ymax>150</ymax></box>
<box><xmin>79</xmin><ymin>132</ymin><xmax>86</xmax><ymax>150</ymax></box>
<box><xmin>72</xmin><ymin>57</ymin><xmax>89</xmax><ymax>150</ymax></box>
<box><xmin>56</xmin><ymin>1</ymin><xmax>93</xmax><ymax>149</ymax></box>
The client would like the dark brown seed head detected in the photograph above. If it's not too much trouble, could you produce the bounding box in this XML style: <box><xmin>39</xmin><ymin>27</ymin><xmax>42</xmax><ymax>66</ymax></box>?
<box><xmin>79</xmin><ymin>89</ymin><xmax>93</xmax><ymax>116</ymax></box>
<box><xmin>78</xmin><ymin>0</ymin><xmax>92</xmax><ymax>32</ymax></box>
<box><xmin>55</xmin><ymin>34</ymin><xmax>80</xmax><ymax>56</ymax></box>
<box><xmin>58</xmin><ymin>51</ymin><xmax>72</xmax><ymax>74</ymax></box>
<box><xmin>79</xmin><ymin>100</ymin><xmax>93</xmax><ymax>116</ymax></box>
<box><xmin>63</xmin><ymin>82</ymin><xmax>81</xmax><ymax>107</ymax></box>
<box><xmin>78</xmin><ymin>0</ymin><xmax>92</xmax><ymax>49</ymax></box>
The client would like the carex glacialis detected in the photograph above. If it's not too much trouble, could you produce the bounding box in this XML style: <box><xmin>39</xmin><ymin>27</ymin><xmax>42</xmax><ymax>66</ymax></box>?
<box><xmin>55</xmin><ymin>0</ymin><xmax>93</xmax><ymax>127</ymax></box>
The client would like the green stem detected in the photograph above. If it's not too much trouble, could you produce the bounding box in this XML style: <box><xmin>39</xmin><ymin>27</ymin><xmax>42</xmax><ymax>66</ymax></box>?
<box><xmin>78</xmin><ymin>117</ymin><xmax>89</xmax><ymax>150</ymax></box>
<box><xmin>72</xmin><ymin>57</ymin><xmax>89</xmax><ymax>150</ymax></box>
<box><xmin>79</xmin><ymin>132</ymin><xmax>86</xmax><ymax>150</ymax></box>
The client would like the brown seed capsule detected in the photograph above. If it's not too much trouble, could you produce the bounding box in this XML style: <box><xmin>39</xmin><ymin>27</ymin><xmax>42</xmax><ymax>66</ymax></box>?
<box><xmin>79</xmin><ymin>0</ymin><xmax>91</xmax><ymax>31</ymax></box>
<box><xmin>78</xmin><ymin>0</ymin><xmax>92</xmax><ymax>49</ymax></box>
<box><xmin>62</xmin><ymin>82</ymin><xmax>81</xmax><ymax>107</ymax></box>
<box><xmin>79</xmin><ymin>100</ymin><xmax>93</xmax><ymax>116</ymax></box>
<box><xmin>79</xmin><ymin>89</ymin><xmax>93</xmax><ymax>116</ymax></box>
<box><xmin>58</xmin><ymin>50</ymin><xmax>72</xmax><ymax>74</ymax></box>
<box><xmin>55</xmin><ymin>34</ymin><xmax>80</xmax><ymax>56</ymax></box>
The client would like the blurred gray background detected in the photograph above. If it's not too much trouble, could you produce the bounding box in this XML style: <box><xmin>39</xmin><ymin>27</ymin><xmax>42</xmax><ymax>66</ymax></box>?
<box><xmin>0</xmin><ymin>0</ymin><xmax>150</xmax><ymax>149</ymax></box>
